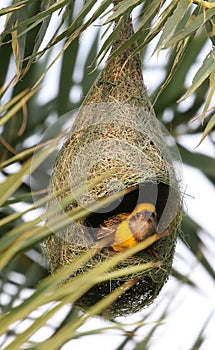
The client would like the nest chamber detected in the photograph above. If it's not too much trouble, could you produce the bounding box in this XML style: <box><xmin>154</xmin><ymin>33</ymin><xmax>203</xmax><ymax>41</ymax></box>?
<box><xmin>44</xmin><ymin>14</ymin><xmax>182</xmax><ymax>318</ymax></box>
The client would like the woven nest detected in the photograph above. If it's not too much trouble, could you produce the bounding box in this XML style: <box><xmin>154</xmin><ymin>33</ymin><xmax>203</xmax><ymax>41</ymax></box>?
<box><xmin>43</xmin><ymin>17</ymin><xmax>182</xmax><ymax>318</ymax></box>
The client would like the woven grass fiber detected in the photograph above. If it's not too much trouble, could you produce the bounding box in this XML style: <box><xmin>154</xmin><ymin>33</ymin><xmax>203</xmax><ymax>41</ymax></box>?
<box><xmin>43</xmin><ymin>13</ymin><xmax>182</xmax><ymax>318</ymax></box>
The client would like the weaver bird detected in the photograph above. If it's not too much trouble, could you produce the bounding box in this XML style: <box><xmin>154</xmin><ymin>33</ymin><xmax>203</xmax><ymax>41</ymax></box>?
<box><xmin>96</xmin><ymin>203</ymin><xmax>157</xmax><ymax>252</ymax></box>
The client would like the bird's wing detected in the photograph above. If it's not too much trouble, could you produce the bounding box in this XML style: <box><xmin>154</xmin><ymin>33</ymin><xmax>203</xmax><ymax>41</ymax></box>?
<box><xmin>104</xmin><ymin>213</ymin><xmax>128</xmax><ymax>226</ymax></box>
<box><xmin>96</xmin><ymin>222</ymin><xmax>118</xmax><ymax>241</ymax></box>
<box><xmin>96</xmin><ymin>226</ymin><xmax>116</xmax><ymax>248</ymax></box>
<box><xmin>98</xmin><ymin>213</ymin><xmax>127</xmax><ymax>231</ymax></box>
<box><xmin>96</xmin><ymin>213</ymin><xmax>128</xmax><ymax>246</ymax></box>
<box><xmin>117</xmin><ymin>213</ymin><xmax>129</xmax><ymax>220</ymax></box>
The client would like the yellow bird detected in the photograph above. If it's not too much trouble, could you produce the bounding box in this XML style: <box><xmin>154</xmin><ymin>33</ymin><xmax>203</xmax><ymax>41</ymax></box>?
<box><xmin>96</xmin><ymin>203</ymin><xmax>157</xmax><ymax>252</ymax></box>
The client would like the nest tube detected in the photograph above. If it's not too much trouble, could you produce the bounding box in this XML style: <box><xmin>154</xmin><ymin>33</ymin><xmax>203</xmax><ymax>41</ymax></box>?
<box><xmin>43</xmin><ymin>14</ymin><xmax>182</xmax><ymax>318</ymax></box>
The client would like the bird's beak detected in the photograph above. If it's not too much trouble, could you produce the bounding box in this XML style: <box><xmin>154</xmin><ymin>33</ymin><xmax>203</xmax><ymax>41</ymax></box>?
<box><xmin>143</xmin><ymin>210</ymin><xmax>155</xmax><ymax>219</ymax></box>
<box><xmin>142</xmin><ymin>211</ymin><xmax>157</xmax><ymax>225</ymax></box>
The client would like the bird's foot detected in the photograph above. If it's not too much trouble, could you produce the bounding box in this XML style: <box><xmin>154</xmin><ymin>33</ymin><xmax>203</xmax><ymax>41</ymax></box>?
<box><xmin>147</xmin><ymin>246</ymin><xmax>159</xmax><ymax>259</ymax></box>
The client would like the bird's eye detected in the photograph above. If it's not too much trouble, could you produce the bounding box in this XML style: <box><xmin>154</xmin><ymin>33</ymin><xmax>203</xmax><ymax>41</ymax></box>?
<box><xmin>152</xmin><ymin>212</ymin><xmax>156</xmax><ymax>218</ymax></box>
<box><xmin>135</xmin><ymin>212</ymin><xmax>141</xmax><ymax>218</ymax></box>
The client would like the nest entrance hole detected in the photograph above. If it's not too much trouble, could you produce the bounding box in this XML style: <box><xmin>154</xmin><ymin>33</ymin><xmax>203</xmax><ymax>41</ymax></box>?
<box><xmin>84</xmin><ymin>182</ymin><xmax>170</xmax><ymax>229</ymax></box>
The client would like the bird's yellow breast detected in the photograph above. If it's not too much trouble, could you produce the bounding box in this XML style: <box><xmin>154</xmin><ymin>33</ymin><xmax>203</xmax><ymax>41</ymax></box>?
<box><xmin>112</xmin><ymin>220</ymin><xmax>138</xmax><ymax>252</ymax></box>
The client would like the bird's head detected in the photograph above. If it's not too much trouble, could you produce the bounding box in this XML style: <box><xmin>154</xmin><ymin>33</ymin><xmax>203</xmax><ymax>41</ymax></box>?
<box><xmin>129</xmin><ymin>203</ymin><xmax>157</xmax><ymax>239</ymax></box>
<box><xmin>130</xmin><ymin>203</ymin><xmax>157</xmax><ymax>224</ymax></box>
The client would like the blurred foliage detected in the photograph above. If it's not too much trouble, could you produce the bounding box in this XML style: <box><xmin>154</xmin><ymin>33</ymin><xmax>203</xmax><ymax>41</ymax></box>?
<box><xmin>0</xmin><ymin>0</ymin><xmax>215</xmax><ymax>349</ymax></box>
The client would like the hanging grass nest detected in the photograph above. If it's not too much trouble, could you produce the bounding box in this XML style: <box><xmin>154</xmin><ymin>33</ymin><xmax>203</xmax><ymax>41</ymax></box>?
<box><xmin>44</xmin><ymin>14</ymin><xmax>182</xmax><ymax>318</ymax></box>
